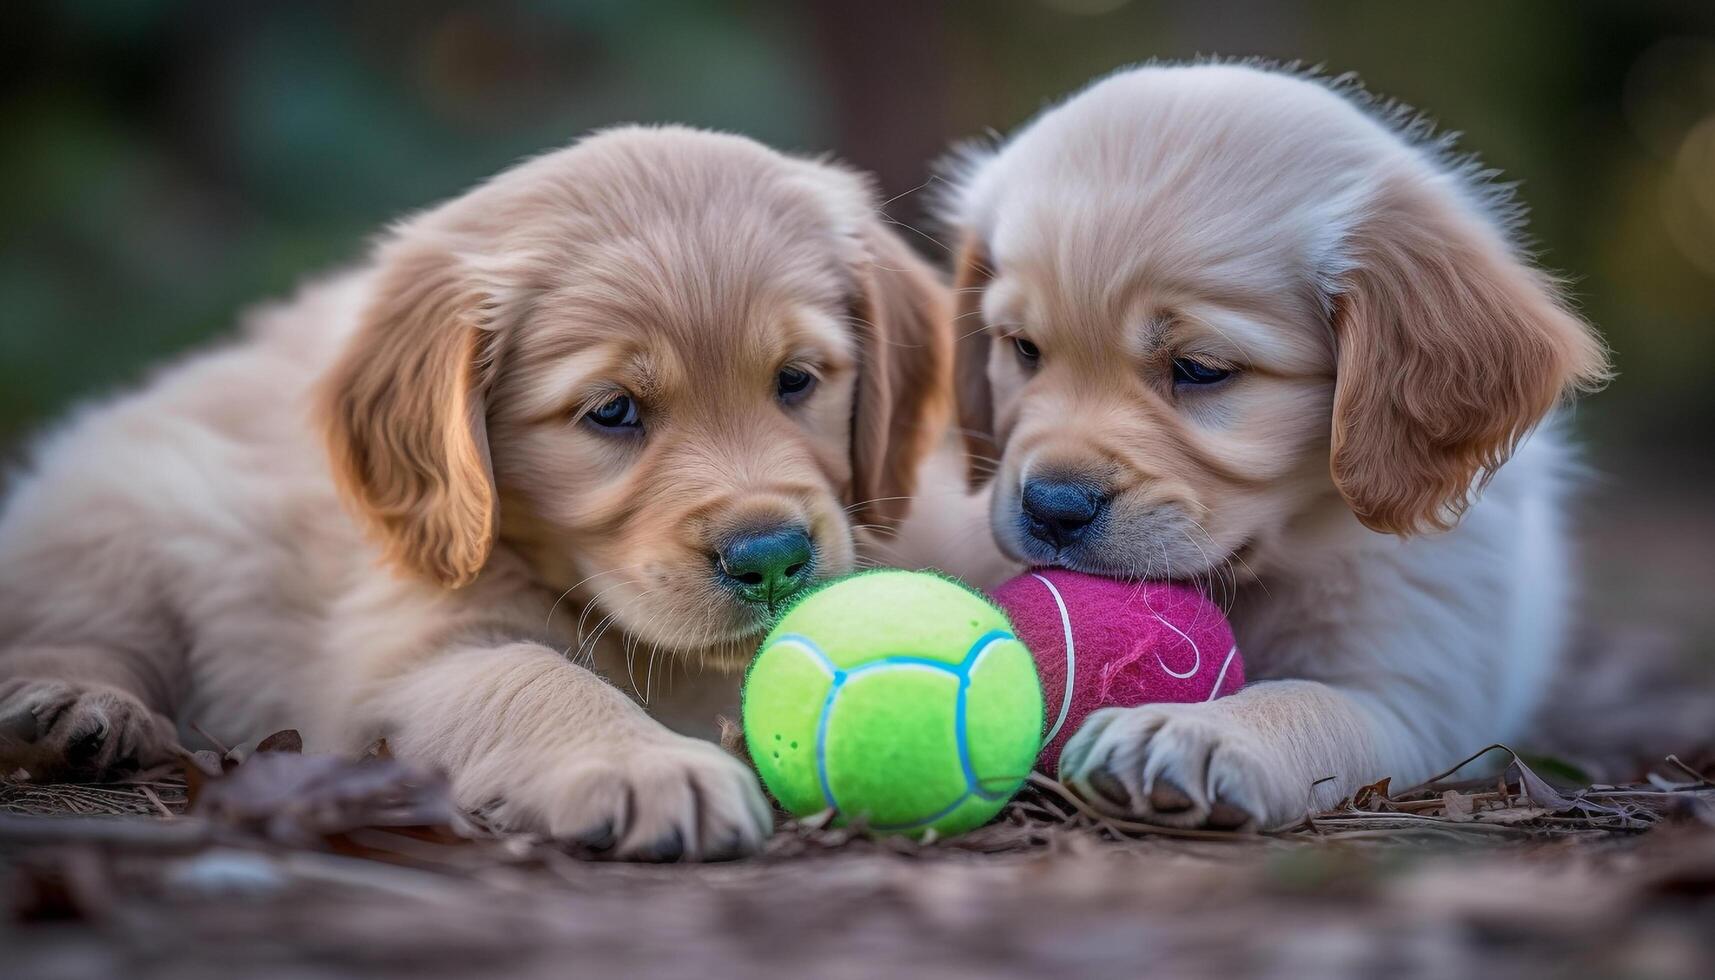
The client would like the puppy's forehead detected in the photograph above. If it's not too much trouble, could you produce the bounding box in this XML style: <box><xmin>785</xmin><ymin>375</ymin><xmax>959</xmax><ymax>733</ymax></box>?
<box><xmin>558</xmin><ymin>160</ymin><xmax>860</xmax><ymax>318</ymax></box>
<box><xmin>984</xmin><ymin>180</ymin><xmax>1339</xmax><ymax>341</ymax></box>
<box><xmin>519</xmin><ymin>245</ymin><xmax>854</xmax><ymax>391</ymax></box>
<box><xmin>483</xmin><ymin>130</ymin><xmax>879</xmax><ymax>419</ymax></box>
<box><xmin>464</xmin><ymin>127</ymin><xmax>870</xmax><ymax>320</ymax></box>
<box><xmin>970</xmin><ymin>65</ymin><xmax>1396</xmax><ymax>334</ymax></box>
<box><xmin>530</xmin><ymin>132</ymin><xmax>871</xmax><ymax>356</ymax></box>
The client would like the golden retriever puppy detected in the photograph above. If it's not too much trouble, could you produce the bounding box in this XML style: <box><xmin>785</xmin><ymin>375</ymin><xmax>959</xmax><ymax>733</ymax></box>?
<box><xmin>0</xmin><ymin>126</ymin><xmax>949</xmax><ymax>859</ymax></box>
<box><xmin>943</xmin><ymin>63</ymin><xmax>1608</xmax><ymax>829</ymax></box>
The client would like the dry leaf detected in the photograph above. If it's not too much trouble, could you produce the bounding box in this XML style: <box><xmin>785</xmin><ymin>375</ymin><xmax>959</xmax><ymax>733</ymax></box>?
<box><xmin>255</xmin><ymin>730</ymin><xmax>303</xmax><ymax>754</ymax></box>
<box><xmin>192</xmin><ymin>751</ymin><xmax>466</xmax><ymax>846</ymax></box>
<box><xmin>1510</xmin><ymin>756</ymin><xmax>1623</xmax><ymax>817</ymax></box>
<box><xmin>179</xmin><ymin>749</ymin><xmax>224</xmax><ymax>808</ymax></box>
<box><xmin>1472</xmin><ymin>805</ymin><xmax>1553</xmax><ymax>826</ymax></box>
<box><xmin>1441</xmin><ymin>790</ymin><xmax>1474</xmax><ymax>822</ymax></box>
<box><xmin>1352</xmin><ymin>777</ymin><xmax>1393</xmax><ymax>811</ymax></box>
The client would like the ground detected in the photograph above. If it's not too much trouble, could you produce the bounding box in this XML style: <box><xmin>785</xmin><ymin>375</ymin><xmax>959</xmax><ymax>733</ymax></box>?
<box><xmin>3</xmin><ymin>729</ymin><xmax>1713</xmax><ymax>980</ymax></box>
<box><xmin>5</xmin><ymin>579</ymin><xmax>1714</xmax><ymax>980</ymax></box>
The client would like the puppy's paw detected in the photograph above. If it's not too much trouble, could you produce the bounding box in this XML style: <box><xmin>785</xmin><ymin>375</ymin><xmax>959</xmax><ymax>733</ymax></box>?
<box><xmin>1058</xmin><ymin>703</ymin><xmax>1296</xmax><ymax>831</ymax></box>
<box><xmin>0</xmin><ymin>678</ymin><xmax>179</xmax><ymax>780</ymax></box>
<box><xmin>482</xmin><ymin>734</ymin><xmax>772</xmax><ymax>862</ymax></box>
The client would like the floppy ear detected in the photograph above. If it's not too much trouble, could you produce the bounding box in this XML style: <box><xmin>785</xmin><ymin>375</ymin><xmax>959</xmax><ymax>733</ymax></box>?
<box><xmin>1330</xmin><ymin>173</ymin><xmax>1610</xmax><ymax>534</ymax></box>
<box><xmin>950</xmin><ymin>235</ymin><xmax>998</xmax><ymax>489</ymax></box>
<box><xmin>847</xmin><ymin>223</ymin><xmax>953</xmax><ymax>531</ymax></box>
<box><xmin>321</xmin><ymin>238</ymin><xmax>501</xmax><ymax>588</ymax></box>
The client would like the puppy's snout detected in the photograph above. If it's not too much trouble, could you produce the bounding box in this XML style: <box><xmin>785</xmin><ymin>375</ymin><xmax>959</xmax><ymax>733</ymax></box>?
<box><xmin>1021</xmin><ymin>478</ymin><xmax>1110</xmax><ymax>550</ymax></box>
<box><xmin>715</xmin><ymin>526</ymin><xmax>815</xmax><ymax>610</ymax></box>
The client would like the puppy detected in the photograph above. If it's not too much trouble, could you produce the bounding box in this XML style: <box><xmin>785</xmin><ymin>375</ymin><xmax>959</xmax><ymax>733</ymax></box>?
<box><xmin>0</xmin><ymin>126</ymin><xmax>950</xmax><ymax>859</ymax></box>
<box><xmin>943</xmin><ymin>63</ymin><xmax>1608</xmax><ymax>830</ymax></box>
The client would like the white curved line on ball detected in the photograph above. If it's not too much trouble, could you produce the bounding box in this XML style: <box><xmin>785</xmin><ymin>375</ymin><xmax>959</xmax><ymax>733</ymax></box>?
<box><xmin>1032</xmin><ymin>573</ymin><xmax>1076</xmax><ymax>747</ymax></box>
<box><xmin>1151</xmin><ymin>609</ymin><xmax>1202</xmax><ymax>679</ymax></box>
<box><xmin>1206</xmin><ymin>644</ymin><xmax>1238</xmax><ymax>700</ymax></box>
<box><xmin>767</xmin><ymin>635</ymin><xmax>835</xmax><ymax>676</ymax></box>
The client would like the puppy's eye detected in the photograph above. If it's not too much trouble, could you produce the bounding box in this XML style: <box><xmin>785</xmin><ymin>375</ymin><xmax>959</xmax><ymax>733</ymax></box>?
<box><xmin>776</xmin><ymin>366</ymin><xmax>817</xmax><ymax>403</ymax></box>
<box><xmin>586</xmin><ymin>393</ymin><xmax>641</xmax><ymax>431</ymax></box>
<box><xmin>1013</xmin><ymin>336</ymin><xmax>1041</xmax><ymax>367</ymax></box>
<box><xmin>1171</xmin><ymin>358</ymin><xmax>1233</xmax><ymax>387</ymax></box>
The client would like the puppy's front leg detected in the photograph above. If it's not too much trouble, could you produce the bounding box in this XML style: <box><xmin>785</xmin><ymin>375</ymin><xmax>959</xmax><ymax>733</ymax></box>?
<box><xmin>1058</xmin><ymin>679</ymin><xmax>1443</xmax><ymax>830</ymax></box>
<box><xmin>355</xmin><ymin>641</ymin><xmax>772</xmax><ymax>860</ymax></box>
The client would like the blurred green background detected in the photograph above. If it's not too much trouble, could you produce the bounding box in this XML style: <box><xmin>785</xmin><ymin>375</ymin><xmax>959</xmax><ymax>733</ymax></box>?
<box><xmin>2</xmin><ymin>0</ymin><xmax>1712</xmax><ymax>652</ymax></box>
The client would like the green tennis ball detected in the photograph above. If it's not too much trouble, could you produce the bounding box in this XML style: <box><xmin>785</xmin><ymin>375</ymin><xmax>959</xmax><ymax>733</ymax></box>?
<box><xmin>742</xmin><ymin>570</ymin><xmax>1044</xmax><ymax>838</ymax></box>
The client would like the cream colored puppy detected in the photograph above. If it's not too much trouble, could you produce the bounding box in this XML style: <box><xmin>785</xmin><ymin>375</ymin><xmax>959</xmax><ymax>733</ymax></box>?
<box><xmin>0</xmin><ymin>126</ymin><xmax>950</xmax><ymax>860</ymax></box>
<box><xmin>943</xmin><ymin>63</ymin><xmax>1608</xmax><ymax>829</ymax></box>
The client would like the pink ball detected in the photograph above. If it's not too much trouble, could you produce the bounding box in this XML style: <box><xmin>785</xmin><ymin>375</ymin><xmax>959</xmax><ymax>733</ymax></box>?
<box><xmin>990</xmin><ymin>570</ymin><xmax>1246</xmax><ymax>773</ymax></box>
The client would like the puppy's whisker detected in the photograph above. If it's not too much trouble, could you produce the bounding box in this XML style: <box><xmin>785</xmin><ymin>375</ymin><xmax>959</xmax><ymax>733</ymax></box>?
<box><xmin>844</xmin><ymin>314</ymin><xmax>937</xmax><ymax>350</ymax></box>
<box><xmin>573</xmin><ymin>586</ymin><xmax>655</xmax><ymax>672</ymax></box>
<box><xmin>586</xmin><ymin>616</ymin><xmax>622</xmax><ymax>674</ymax></box>
<box><xmin>622</xmin><ymin>606</ymin><xmax>672</xmax><ymax>693</ymax></box>
<box><xmin>1182</xmin><ymin>514</ymin><xmax>1264</xmax><ymax>606</ymax></box>
<box><xmin>575</xmin><ymin>575</ymin><xmax>650</xmax><ymax>639</ymax></box>
<box><xmin>842</xmin><ymin>496</ymin><xmax>916</xmax><ymax>514</ymax></box>
<box><xmin>952</xmin><ymin>314</ymin><xmax>991</xmax><ymax>336</ymax></box>
<box><xmin>620</xmin><ymin>607</ymin><xmax>652</xmax><ymax>674</ymax></box>
<box><xmin>874</xmin><ymin>175</ymin><xmax>939</xmax><ymax>211</ymax></box>
<box><xmin>878</xmin><ymin>215</ymin><xmax>955</xmax><ymax>256</ymax></box>
<box><xmin>946</xmin><ymin>425</ymin><xmax>1000</xmax><ymax>443</ymax></box>
<box><xmin>547</xmin><ymin>561</ymin><xmax>651</xmax><ymax>631</ymax></box>
<box><xmin>1228</xmin><ymin>549</ymin><xmax>1269</xmax><ymax>599</ymax></box>
<box><xmin>577</xmin><ymin>611</ymin><xmax>618</xmax><ymax>666</ymax></box>
<box><xmin>1175</xmin><ymin>525</ymin><xmax>1216</xmax><ymax>581</ymax></box>
<box><xmin>575</xmin><ymin>583</ymin><xmax>627</xmax><ymax>636</ymax></box>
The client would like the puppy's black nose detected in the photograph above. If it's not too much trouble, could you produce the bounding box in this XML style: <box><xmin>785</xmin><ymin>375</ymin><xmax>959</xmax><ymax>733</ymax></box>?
<box><xmin>716</xmin><ymin>527</ymin><xmax>815</xmax><ymax>609</ymax></box>
<box><xmin>1021</xmin><ymin>478</ymin><xmax>1108</xmax><ymax>550</ymax></box>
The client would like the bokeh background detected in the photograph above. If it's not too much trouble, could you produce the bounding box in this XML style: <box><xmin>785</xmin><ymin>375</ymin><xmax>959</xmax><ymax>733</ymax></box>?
<box><xmin>2</xmin><ymin>1</ymin><xmax>1712</xmax><ymax>676</ymax></box>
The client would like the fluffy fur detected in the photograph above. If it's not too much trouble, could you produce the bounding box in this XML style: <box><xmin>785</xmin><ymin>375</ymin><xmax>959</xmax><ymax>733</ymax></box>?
<box><xmin>0</xmin><ymin>126</ymin><xmax>951</xmax><ymax>860</ymax></box>
<box><xmin>941</xmin><ymin>63</ymin><xmax>1609</xmax><ymax>829</ymax></box>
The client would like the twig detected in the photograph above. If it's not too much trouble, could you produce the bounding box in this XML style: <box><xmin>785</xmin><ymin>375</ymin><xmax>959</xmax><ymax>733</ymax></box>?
<box><xmin>1665</xmin><ymin>754</ymin><xmax>1714</xmax><ymax>786</ymax></box>
<box><xmin>140</xmin><ymin>784</ymin><xmax>175</xmax><ymax>819</ymax></box>
<box><xmin>1023</xmin><ymin>793</ymin><xmax>1074</xmax><ymax>823</ymax></box>
<box><xmin>189</xmin><ymin>722</ymin><xmax>232</xmax><ymax>756</ymax></box>
<box><xmin>1396</xmin><ymin>744</ymin><xmax>1514</xmax><ymax>796</ymax></box>
<box><xmin>1309</xmin><ymin>806</ymin><xmax>1535</xmax><ymax>828</ymax></box>
<box><xmin>1289</xmin><ymin>825</ymin><xmax>1536</xmax><ymax>843</ymax></box>
<box><xmin>1026</xmin><ymin>773</ymin><xmax>1257</xmax><ymax>841</ymax></box>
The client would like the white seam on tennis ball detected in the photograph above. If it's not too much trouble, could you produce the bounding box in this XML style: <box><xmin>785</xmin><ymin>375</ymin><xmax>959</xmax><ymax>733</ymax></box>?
<box><xmin>767</xmin><ymin>636</ymin><xmax>836</xmax><ymax>676</ymax></box>
<box><xmin>1032</xmin><ymin>573</ymin><xmax>1077</xmax><ymax>747</ymax></box>
<box><xmin>1150</xmin><ymin>609</ymin><xmax>1202</xmax><ymax>679</ymax></box>
<box><xmin>846</xmin><ymin>661</ymin><xmax>958</xmax><ymax>678</ymax></box>
<box><xmin>1206</xmin><ymin>644</ymin><xmax>1238</xmax><ymax>700</ymax></box>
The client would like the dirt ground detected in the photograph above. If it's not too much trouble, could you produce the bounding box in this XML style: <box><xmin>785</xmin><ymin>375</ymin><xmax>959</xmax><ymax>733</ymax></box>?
<box><xmin>4</xmin><ymin>729</ymin><xmax>1714</xmax><ymax>980</ymax></box>
<box><xmin>3</xmin><ymin>822</ymin><xmax>1713</xmax><ymax>980</ymax></box>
